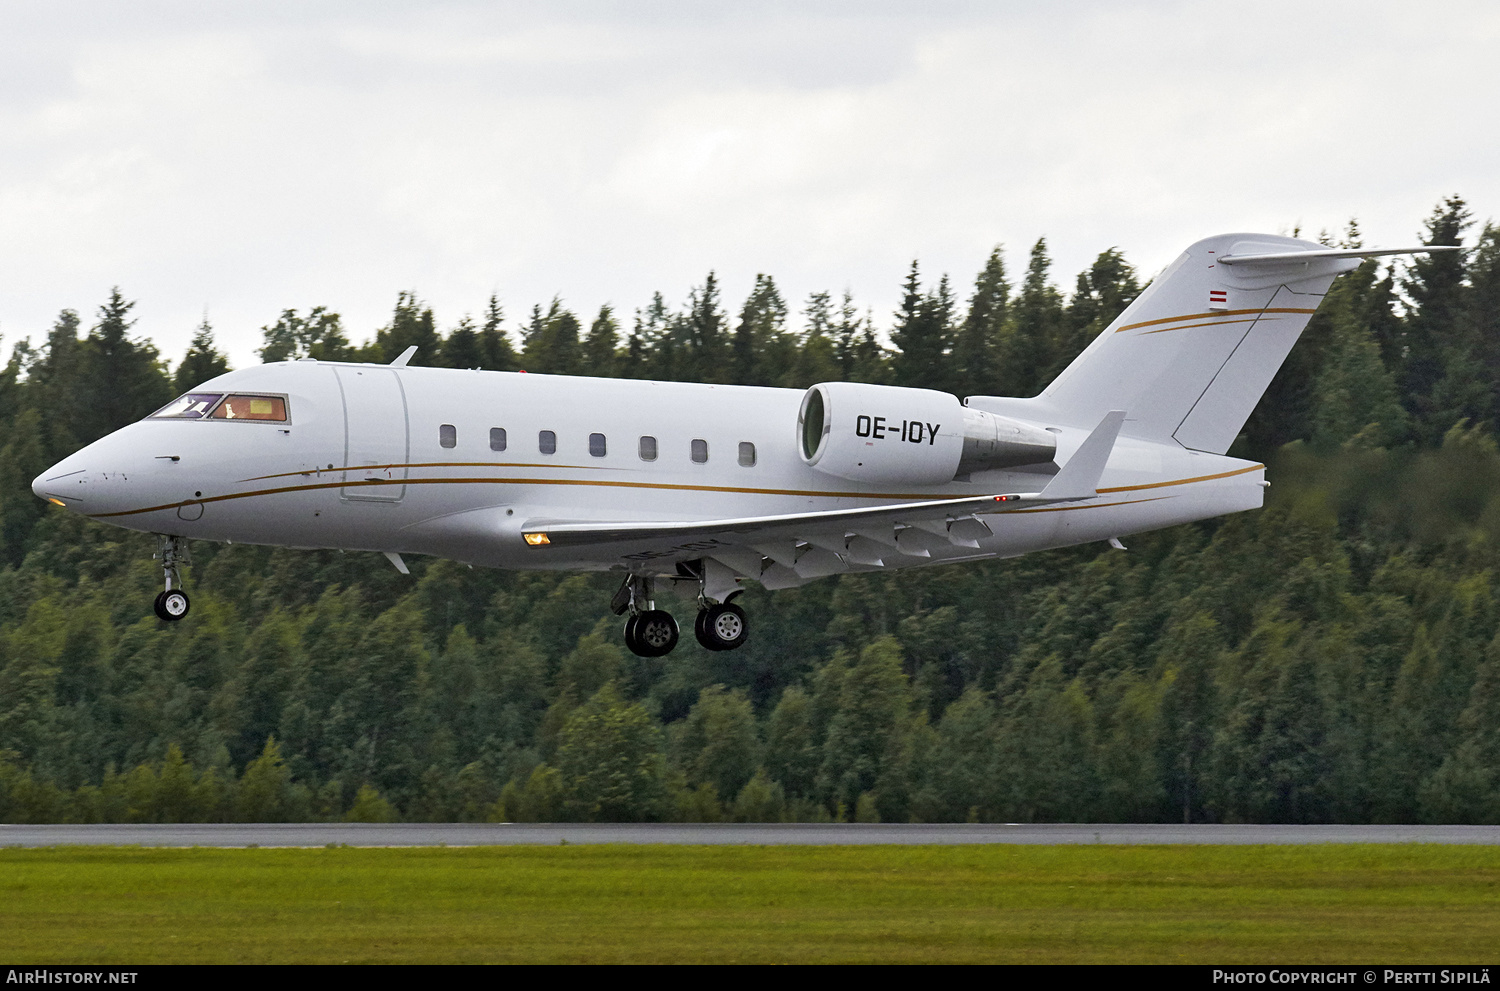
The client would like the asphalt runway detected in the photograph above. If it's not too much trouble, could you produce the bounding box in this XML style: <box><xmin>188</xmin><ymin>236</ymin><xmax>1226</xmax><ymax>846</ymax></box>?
<box><xmin>4</xmin><ymin>822</ymin><xmax>1500</xmax><ymax>847</ymax></box>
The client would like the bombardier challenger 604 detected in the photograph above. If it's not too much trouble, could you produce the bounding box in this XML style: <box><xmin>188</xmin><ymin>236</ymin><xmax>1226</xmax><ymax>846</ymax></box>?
<box><xmin>33</xmin><ymin>234</ymin><xmax>1455</xmax><ymax>656</ymax></box>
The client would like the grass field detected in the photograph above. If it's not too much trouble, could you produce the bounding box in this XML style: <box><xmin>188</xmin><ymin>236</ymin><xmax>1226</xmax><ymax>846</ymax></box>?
<box><xmin>1</xmin><ymin>844</ymin><xmax>1498</xmax><ymax>963</ymax></box>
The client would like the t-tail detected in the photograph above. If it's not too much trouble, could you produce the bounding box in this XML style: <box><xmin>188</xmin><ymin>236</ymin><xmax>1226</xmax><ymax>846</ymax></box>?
<box><xmin>968</xmin><ymin>233</ymin><xmax>1459</xmax><ymax>454</ymax></box>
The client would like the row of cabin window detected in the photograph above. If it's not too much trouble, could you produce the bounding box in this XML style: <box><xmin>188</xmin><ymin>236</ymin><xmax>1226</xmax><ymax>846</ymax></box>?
<box><xmin>437</xmin><ymin>425</ymin><xmax>757</xmax><ymax>466</ymax></box>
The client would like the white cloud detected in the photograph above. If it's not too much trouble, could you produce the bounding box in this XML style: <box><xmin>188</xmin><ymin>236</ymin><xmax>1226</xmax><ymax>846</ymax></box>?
<box><xmin>0</xmin><ymin>1</ymin><xmax>1495</xmax><ymax>369</ymax></box>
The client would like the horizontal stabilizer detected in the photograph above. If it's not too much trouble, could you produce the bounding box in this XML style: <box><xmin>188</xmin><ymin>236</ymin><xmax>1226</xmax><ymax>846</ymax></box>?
<box><xmin>1218</xmin><ymin>245</ymin><xmax>1463</xmax><ymax>266</ymax></box>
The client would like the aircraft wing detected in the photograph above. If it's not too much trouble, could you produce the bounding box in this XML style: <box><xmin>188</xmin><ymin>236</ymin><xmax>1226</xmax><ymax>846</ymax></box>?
<box><xmin>526</xmin><ymin>492</ymin><xmax>1040</xmax><ymax>546</ymax></box>
<box><xmin>520</xmin><ymin>411</ymin><xmax>1125</xmax><ymax>587</ymax></box>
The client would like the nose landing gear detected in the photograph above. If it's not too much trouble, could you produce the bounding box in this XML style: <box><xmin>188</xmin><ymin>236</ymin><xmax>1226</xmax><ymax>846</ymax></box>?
<box><xmin>153</xmin><ymin>534</ymin><xmax>191</xmax><ymax>622</ymax></box>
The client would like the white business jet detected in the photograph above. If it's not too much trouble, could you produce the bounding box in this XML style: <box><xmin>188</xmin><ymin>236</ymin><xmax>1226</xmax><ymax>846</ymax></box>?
<box><xmin>32</xmin><ymin>233</ymin><xmax>1455</xmax><ymax>656</ymax></box>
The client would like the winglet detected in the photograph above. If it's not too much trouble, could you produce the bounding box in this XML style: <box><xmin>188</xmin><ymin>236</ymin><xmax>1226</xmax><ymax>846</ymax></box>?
<box><xmin>390</xmin><ymin>346</ymin><xmax>418</xmax><ymax>367</ymax></box>
<box><xmin>1033</xmin><ymin>410</ymin><xmax>1124</xmax><ymax>500</ymax></box>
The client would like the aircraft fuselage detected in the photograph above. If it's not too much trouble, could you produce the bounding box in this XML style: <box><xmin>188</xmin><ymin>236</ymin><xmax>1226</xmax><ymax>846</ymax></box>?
<box><xmin>33</xmin><ymin>359</ymin><xmax>1264</xmax><ymax>575</ymax></box>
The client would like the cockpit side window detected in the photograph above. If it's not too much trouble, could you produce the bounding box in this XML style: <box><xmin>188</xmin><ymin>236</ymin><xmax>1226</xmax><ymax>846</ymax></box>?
<box><xmin>210</xmin><ymin>395</ymin><xmax>289</xmax><ymax>422</ymax></box>
<box><xmin>150</xmin><ymin>393</ymin><xmax>223</xmax><ymax>419</ymax></box>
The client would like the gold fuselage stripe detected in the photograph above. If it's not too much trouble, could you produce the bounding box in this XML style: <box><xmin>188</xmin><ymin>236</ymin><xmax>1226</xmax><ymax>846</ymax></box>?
<box><xmin>1114</xmin><ymin>307</ymin><xmax>1317</xmax><ymax>333</ymax></box>
<box><xmin>86</xmin><ymin>463</ymin><xmax>1266</xmax><ymax>520</ymax></box>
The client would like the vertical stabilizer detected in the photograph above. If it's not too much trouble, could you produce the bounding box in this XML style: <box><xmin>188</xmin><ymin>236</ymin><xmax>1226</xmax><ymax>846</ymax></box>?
<box><xmin>968</xmin><ymin>234</ymin><xmax>1459</xmax><ymax>454</ymax></box>
<box><xmin>1037</xmin><ymin>233</ymin><xmax>1347</xmax><ymax>452</ymax></box>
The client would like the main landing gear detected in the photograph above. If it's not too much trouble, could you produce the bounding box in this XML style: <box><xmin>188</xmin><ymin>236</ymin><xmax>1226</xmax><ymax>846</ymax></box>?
<box><xmin>611</xmin><ymin>566</ymin><xmax>750</xmax><ymax>658</ymax></box>
<box><xmin>153</xmin><ymin>534</ymin><xmax>191</xmax><ymax>622</ymax></box>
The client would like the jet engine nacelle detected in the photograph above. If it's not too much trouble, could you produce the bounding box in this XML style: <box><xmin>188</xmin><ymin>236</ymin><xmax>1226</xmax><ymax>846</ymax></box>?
<box><xmin>797</xmin><ymin>382</ymin><xmax>1056</xmax><ymax>485</ymax></box>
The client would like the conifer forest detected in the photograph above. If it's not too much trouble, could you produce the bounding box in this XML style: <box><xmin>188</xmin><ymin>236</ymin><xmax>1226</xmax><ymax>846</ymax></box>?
<box><xmin>3</xmin><ymin>196</ymin><xmax>1499</xmax><ymax>826</ymax></box>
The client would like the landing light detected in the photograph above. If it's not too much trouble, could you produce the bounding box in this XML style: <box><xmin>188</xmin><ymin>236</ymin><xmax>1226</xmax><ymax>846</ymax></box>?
<box><xmin>524</xmin><ymin>532</ymin><xmax>550</xmax><ymax>546</ymax></box>
<box><xmin>47</xmin><ymin>497</ymin><xmax>66</xmax><ymax>507</ymax></box>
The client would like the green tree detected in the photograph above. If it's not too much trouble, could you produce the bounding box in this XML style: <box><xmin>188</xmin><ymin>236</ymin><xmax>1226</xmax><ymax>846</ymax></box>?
<box><xmin>439</xmin><ymin>315</ymin><xmax>484</xmax><ymax>369</ymax></box>
<box><xmin>671</xmin><ymin>684</ymin><xmax>759</xmax><ymax>801</ymax></box>
<box><xmin>891</xmin><ymin>264</ymin><xmax>955</xmax><ymax>392</ymax></box>
<box><xmin>479</xmin><ymin>294</ymin><xmax>520</xmax><ymax>371</ymax></box>
<box><xmin>258</xmin><ymin>306</ymin><xmax>352</xmax><ymax>363</ymax></box>
<box><xmin>953</xmin><ymin>245</ymin><xmax>1010</xmax><ymax>398</ymax></box>
<box><xmin>78</xmin><ymin>288</ymin><xmax>173</xmax><ymax>442</ymax></box>
<box><xmin>583</xmin><ymin>305</ymin><xmax>620</xmax><ymax>377</ymax></box>
<box><xmin>555</xmin><ymin>682</ymin><xmax>667</xmax><ymax>822</ymax></box>
<box><xmin>1004</xmin><ymin>239</ymin><xmax>1064</xmax><ymax>396</ymax></box>
<box><xmin>173</xmin><ymin>317</ymin><xmax>231</xmax><ymax>392</ymax></box>
<box><xmin>787</xmin><ymin>291</ymin><xmax>839</xmax><ymax>388</ymax></box>
<box><xmin>520</xmin><ymin>299</ymin><xmax>583</xmax><ymax>376</ymax></box>
<box><xmin>819</xmin><ymin>636</ymin><xmax>913</xmax><ymax>812</ymax></box>
<box><xmin>1402</xmin><ymin>196</ymin><xmax>1476</xmax><ymax>441</ymax></box>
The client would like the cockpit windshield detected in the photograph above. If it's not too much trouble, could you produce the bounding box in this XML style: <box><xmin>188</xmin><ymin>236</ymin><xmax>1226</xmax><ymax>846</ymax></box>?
<box><xmin>211</xmin><ymin>395</ymin><xmax>288</xmax><ymax>421</ymax></box>
<box><xmin>151</xmin><ymin>393</ymin><xmax>222</xmax><ymax>419</ymax></box>
<box><xmin>148</xmin><ymin>393</ymin><xmax>290</xmax><ymax>422</ymax></box>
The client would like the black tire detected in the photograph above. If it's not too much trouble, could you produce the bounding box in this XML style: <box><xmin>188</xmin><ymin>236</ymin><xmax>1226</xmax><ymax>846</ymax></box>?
<box><xmin>633</xmin><ymin>609</ymin><xmax>679</xmax><ymax>657</ymax></box>
<box><xmin>154</xmin><ymin>589</ymin><xmax>190</xmax><ymax>622</ymax></box>
<box><xmin>695</xmin><ymin>602</ymin><xmax>749</xmax><ymax>651</ymax></box>
<box><xmin>623</xmin><ymin>613</ymin><xmax>645</xmax><ymax>657</ymax></box>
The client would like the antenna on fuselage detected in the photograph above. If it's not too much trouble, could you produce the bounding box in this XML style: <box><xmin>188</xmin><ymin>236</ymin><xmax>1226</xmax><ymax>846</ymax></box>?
<box><xmin>390</xmin><ymin>346</ymin><xmax>418</xmax><ymax>367</ymax></box>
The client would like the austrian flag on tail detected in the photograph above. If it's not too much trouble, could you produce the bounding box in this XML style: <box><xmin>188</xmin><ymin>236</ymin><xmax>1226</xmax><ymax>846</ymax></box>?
<box><xmin>1208</xmin><ymin>289</ymin><xmax>1228</xmax><ymax>311</ymax></box>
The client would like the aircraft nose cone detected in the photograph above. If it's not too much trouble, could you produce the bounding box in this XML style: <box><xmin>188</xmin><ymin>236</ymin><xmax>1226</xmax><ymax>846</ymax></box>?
<box><xmin>33</xmin><ymin>461</ymin><xmax>89</xmax><ymax>507</ymax></box>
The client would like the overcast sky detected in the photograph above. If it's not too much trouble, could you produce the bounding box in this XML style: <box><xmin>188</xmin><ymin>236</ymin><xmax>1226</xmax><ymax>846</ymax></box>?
<box><xmin>2</xmin><ymin>0</ymin><xmax>1496</xmax><ymax>369</ymax></box>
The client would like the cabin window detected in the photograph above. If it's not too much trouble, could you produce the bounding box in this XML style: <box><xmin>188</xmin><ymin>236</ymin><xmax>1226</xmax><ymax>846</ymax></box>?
<box><xmin>151</xmin><ymin>393</ymin><xmax>222</xmax><ymax>419</ymax></box>
<box><xmin>738</xmin><ymin>442</ymin><xmax>756</xmax><ymax>467</ymax></box>
<box><xmin>691</xmin><ymin>439</ymin><xmax>708</xmax><ymax>464</ymax></box>
<box><xmin>589</xmin><ymin>433</ymin><xmax>607</xmax><ymax>457</ymax></box>
<box><xmin>439</xmin><ymin>424</ymin><xmax>456</xmax><ymax>449</ymax></box>
<box><xmin>539</xmin><ymin>430</ymin><xmax>556</xmax><ymax>455</ymax></box>
<box><xmin>639</xmin><ymin>436</ymin><xmax>658</xmax><ymax>461</ymax></box>
<box><xmin>209</xmin><ymin>395</ymin><xmax>288</xmax><ymax>422</ymax></box>
<box><xmin>490</xmin><ymin>427</ymin><xmax>507</xmax><ymax>452</ymax></box>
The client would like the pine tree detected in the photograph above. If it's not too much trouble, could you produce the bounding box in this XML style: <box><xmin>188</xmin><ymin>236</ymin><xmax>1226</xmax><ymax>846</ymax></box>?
<box><xmin>439</xmin><ymin>315</ymin><xmax>483</xmax><ymax>369</ymax></box>
<box><xmin>1465</xmin><ymin>224</ymin><xmax>1500</xmax><ymax>418</ymax></box>
<box><xmin>478</xmin><ymin>295</ymin><xmax>519</xmax><ymax>371</ymax></box>
<box><xmin>687</xmin><ymin>272</ymin><xmax>728</xmax><ymax>382</ymax></box>
<box><xmin>1401</xmin><ymin>195</ymin><xmax>1476</xmax><ymax>441</ymax></box>
<box><xmin>1005</xmin><ymin>239</ymin><xmax>1064</xmax><ymax>397</ymax></box>
<box><xmin>953</xmin><ymin>245</ymin><xmax>1010</xmax><ymax>398</ymax></box>
<box><xmin>375</xmin><ymin>291</ymin><xmax>442</xmax><ymax>366</ymax></box>
<box><xmin>174</xmin><ymin>317</ymin><xmax>231</xmax><ymax>393</ymax></box>
<box><xmin>787</xmin><ymin>291</ymin><xmax>840</xmax><ymax>388</ymax></box>
<box><xmin>891</xmin><ymin>265</ymin><xmax>955</xmax><ymax>393</ymax></box>
<box><xmin>79</xmin><ymin>288</ymin><xmax>173</xmax><ymax>443</ymax></box>
<box><xmin>1311</xmin><ymin>261</ymin><xmax>1408</xmax><ymax>447</ymax></box>
<box><xmin>730</xmin><ymin>274</ymin><xmax>786</xmax><ymax>386</ymax></box>
<box><xmin>834</xmin><ymin>291</ymin><xmax>886</xmax><ymax>384</ymax></box>
<box><xmin>1048</xmin><ymin>248</ymin><xmax>1140</xmax><ymax>385</ymax></box>
<box><xmin>583</xmin><ymin>305</ymin><xmax>619</xmax><ymax>378</ymax></box>
<box><xmin>520</xmin><ymin>299</ymin><xmax>583</xmax><ymax>375</ymax></box>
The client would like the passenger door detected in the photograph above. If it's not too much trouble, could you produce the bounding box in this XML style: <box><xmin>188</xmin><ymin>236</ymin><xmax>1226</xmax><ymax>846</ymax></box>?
<box><xmin>336</xmin><ymin>366</ymin><xmax>409</xmax><ymax>502</ymax></box>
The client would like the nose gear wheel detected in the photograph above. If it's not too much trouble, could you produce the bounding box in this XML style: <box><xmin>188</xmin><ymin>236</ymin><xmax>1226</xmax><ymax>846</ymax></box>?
<box><xmin>152</xmin><ymin>534</ymin><xmax>192</xmax><ymax>622</ymax></box>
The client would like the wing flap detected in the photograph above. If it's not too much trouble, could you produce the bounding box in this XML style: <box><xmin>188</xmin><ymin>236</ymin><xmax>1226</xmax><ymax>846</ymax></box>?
<box><xmin>521</xmin><ymin>492</ymin><xmax>1026</xmax><ymax>548</ymax></box>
